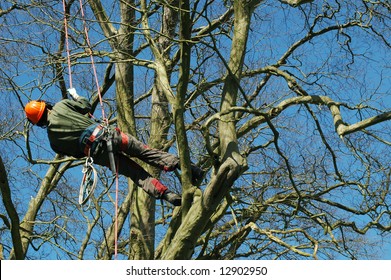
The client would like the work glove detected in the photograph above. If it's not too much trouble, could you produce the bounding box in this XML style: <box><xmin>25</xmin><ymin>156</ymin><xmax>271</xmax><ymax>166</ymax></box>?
<box><xmin>67</xmin><ymin>88</ymin><xmax>80</xmax><ymax>100</ymax></box>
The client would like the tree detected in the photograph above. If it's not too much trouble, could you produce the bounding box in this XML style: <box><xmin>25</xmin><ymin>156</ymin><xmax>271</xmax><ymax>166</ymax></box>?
<box><xmin>0</xmin><ymin>0</ymin><xmax>390</xmax><ymax>260</ymax></box>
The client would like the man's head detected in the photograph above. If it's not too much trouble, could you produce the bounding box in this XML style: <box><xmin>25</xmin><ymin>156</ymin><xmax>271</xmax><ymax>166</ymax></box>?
<box><xmin>24</xmin><ymin>100</ymin><xmax>51</xmax><ymax>127</ymax></box>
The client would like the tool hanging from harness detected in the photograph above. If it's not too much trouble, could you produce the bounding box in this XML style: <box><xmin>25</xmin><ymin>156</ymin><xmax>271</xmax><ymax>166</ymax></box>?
<box><xmin>78</xmin><ymin>123</ymin><xmax>118</xmax><ymax>206</ymax></box>
<box><xmin>78</xmin><ymin>124</ymin><xmax>103</xmax><ymax>206</ymax></box>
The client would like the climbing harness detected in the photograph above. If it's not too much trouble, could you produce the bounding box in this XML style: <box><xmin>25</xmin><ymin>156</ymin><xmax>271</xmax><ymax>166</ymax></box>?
<box><xmin>81</xmin><ymin>123</ymin><xmax>117</xmax><ymax>174</ymax></box>
<box><xmin>81</xmin><ymin>124</ymin><xmax>105</xmax><ymax>156</ymax></box>
<box><xmin>62</xmin><ymin>0</ymin><xmax>120</xmax><ymax>258</ymax></box>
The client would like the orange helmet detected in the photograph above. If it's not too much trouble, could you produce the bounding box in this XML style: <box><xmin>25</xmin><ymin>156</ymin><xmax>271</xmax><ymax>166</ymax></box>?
<box><xmin>25</xmin><ymin>100</ymin><xmax>46</xmax><ymax>124</ymax></box>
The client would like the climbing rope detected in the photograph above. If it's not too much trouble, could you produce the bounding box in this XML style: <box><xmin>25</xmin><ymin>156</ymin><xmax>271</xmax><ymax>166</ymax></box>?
<box><xmin>78</xmin><ymin>0</ymin><xmax>107</xmax><ymax>124</ymax></box>
<box><xmin>62</xmin><ymin>0</ymin><xmax>73</xmax><ymax>89</ymax></box>
<box><xmin>62</xmin><ymin>0</ymin><xmax>120</xmax><ymax>259</ymax></box>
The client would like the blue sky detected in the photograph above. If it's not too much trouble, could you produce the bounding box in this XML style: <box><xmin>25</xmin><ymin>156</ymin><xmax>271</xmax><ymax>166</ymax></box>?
<box><xmin>0</xmin><ymin>0</ymin><xmax>390</xmax><ymax>260</ymax></box>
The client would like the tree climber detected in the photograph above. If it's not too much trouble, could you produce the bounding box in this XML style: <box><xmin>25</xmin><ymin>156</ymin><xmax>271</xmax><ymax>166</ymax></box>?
<box><xmin>24</xmin><ymin>89</ymin><xmax>204</xmax><ymax>206</ymax></box>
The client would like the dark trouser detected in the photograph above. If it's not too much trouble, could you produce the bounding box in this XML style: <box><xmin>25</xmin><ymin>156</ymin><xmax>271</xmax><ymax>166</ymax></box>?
<box><xmin>110</xmin><ymin>128</ymin><xmax>179</xmax><ymax>172</ymax></box>
<box><xmin>83</xmin><ymin>126</ymin><xmax>179</xmax><ymax>198</ymax></box>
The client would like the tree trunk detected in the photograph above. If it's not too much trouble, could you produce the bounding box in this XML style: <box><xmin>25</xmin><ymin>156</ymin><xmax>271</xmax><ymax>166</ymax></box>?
<box><xmin>159</xmin><ymin>0</ymin><xmax>253</xmax><ymax>259</ymax></box>
<box><xmin>0</xmin><ymin>155</ymin><xmax>23</xmax><ymax>259</ymax></box>
<box><xmin>130</xmin><ymin>0</ymin><xmax>179</xmax><ymax>259</ymax></box>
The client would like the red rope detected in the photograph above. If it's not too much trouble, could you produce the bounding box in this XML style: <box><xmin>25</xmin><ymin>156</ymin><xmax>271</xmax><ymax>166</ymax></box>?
<box><xmin>78</xmin><ymin>0</ymin><xmax>107</xmax><ymax>124</ymax></box>
<box><xmin>78</xmin><ymin>0</ymin><xmax>119</xmax><ymax>260</ymax></box>
<box><xmin>114</xmin><ymin>158</ymin><xmax>119</xmax><ymax>259</ymax></box>
<box><xmin>62</xmin><ymin>0</ymin><xmax>73</xmax><ymax>88</ymax></box>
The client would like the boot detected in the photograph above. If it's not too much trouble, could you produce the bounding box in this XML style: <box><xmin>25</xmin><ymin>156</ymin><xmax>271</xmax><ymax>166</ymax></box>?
<box><xmin>161</xmin><ymin>190</ymin><xmax>182</xmax><ymax>206</ymax></box>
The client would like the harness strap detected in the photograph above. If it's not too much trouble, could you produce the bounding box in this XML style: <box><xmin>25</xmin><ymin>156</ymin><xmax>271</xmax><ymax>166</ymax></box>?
<box><xmin>116</xmin><ymin>128</ymin><xmax>129</xmax><ymax>151</ymax></box>
<box><xmin>83</xmin><ymin>124</ymin><xmax>104</xmax><ymax>156</ymax></box>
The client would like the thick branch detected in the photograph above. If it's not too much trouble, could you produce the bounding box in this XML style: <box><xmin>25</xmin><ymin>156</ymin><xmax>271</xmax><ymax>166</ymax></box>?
<box><xmin>234</xmin><ymin>95</ymin><xmax>391</xmax><ymax>139</ymax></box>
<box><xmin>280</xmin><ymin>0</ymin><xmax>314</xmax><ymax>7</ymax></box>
<box><xmin>140</xmin><ymin>0</ymin><xmax>175</xmax><ymax>104</ymax></box>
<box><xmin>330</xmin><ymin>107</ymin><xmax>391</xmax><ymax>137</ymax></box>
<box><xmin>0</xmin><ymin>156</ymin><xmax>23</xmax><ymax>259</ymax></box>
<box><xmin>87</xmin><ymin>0</ymin><xmax>118</xmax><ymax>47</ymax></box>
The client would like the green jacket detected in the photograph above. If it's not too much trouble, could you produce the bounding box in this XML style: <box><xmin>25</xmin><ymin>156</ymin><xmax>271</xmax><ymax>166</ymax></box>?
<box><xmin>47</xmin><ymin>97</ymin><xmax>95</xmax><ymax>158</ymax></box>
